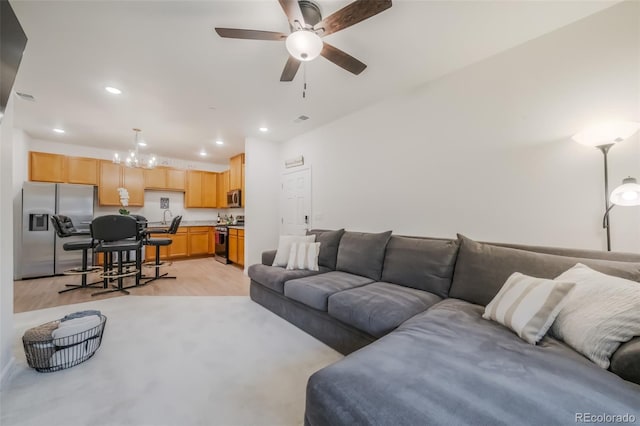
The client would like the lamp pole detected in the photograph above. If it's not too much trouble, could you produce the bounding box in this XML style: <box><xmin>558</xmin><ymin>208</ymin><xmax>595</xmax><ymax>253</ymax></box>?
<box><xmin>597</xmin><ymin>143</ymin><xmax>614</xmax><ymax>251</ymax></box>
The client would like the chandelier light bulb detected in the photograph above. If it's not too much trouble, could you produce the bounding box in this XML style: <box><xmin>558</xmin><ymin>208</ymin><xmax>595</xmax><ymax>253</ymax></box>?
<box><xmin>285</xmin><ymin>30</ymin><xmax>323</xmax><ymax>62</ymax></box>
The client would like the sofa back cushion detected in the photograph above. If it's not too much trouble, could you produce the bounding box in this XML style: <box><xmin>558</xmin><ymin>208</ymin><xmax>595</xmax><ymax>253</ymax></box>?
<box><xmin>381</xmin><ymin>236</ymin><xmax>459</xmax><ymax>298</ymax></box>
<box><xmin>336</xmin><ymin>231</ymin><xmax>392</xmax><ymax>281</ymax></box>
<box><xmin>450</xmin><ymin>235</ymin><xmax>640</xmax><ymax>306</ymax></box>
<box><xmin>306</xmin><ymin>229</ymin><xmax>346</xmax><ymax>270</ymax></box>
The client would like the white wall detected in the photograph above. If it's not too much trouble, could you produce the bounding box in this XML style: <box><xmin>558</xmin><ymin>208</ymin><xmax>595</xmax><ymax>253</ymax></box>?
<box><xmin>0</xmin><ymin>97</ymin><xmax>16</xmax><ymax>385</ymax></box>
<box><xmin>245</xmin><ymin>137</ymin><xmax>280</xmax><ymax>267</ymax></box>
<box><xmin>279</xmin><ymin>2</ymin><xmax>640</xmax><ymax>252</ymax></box>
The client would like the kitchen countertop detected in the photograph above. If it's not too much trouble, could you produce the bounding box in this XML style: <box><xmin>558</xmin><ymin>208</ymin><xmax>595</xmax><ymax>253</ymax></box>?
<box><xmin>146</xmin><ymin>221</ymin><xmax>244</xmax><ymax>228</ymax></box>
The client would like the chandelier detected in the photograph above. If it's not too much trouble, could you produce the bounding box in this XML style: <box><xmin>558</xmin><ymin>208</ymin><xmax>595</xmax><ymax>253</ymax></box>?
<box><xmin>113</xmin><ymin>128</ymin><xmax>157</xmax><ymax>169</ymax></box>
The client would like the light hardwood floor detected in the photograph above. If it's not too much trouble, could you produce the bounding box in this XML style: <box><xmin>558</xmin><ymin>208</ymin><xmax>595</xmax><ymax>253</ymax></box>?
<box><xmin>14</xmin><ymin>257</ymin><xmax>250</xmax><ymax>313</ymax></box>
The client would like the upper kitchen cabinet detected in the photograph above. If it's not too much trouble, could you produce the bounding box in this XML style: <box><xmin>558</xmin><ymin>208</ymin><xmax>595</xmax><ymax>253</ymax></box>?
<box><xmin>98</xmin><ymin>160</ymin><xmax>144</xmax><ymax>206</ymax></box>
<box><xmin>66</xmin><ymin>156</ymin><xmax>98</xmax><ymax>185</ymax></box>
<box><xmin>229</xmin><ymin>153</ymin><xmax>244</xmax><ymax>190</ymax></box>
<box><xmin>185</xmin><ymin>170</ymin><xmax>217</xmax><ymax>208</ymax></box>
<box><xmin>144</xmin><ymin>167</ymin><xmax>185</xmax><ymax>191</ymax></box>
<box><xmin>29</xmin><ymin>152</ymin><xmax>66</xmax><ymax>183</ymax></box>
<box><xmin>217</xmin><ymin>170</ymin><xmax>230</xmax><ymax>208</ymax></box>
<box><xmin>241</xmin><ymin>163</ymin><xmax>245</xmax><ymax>207</ymax></box>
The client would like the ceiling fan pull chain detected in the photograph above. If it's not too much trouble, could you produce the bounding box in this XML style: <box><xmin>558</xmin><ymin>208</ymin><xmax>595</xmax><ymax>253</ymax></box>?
<box><xmin>303</xmin><ymin>62</ymin><xmax>307</xmax><ymax>99</ymax></box>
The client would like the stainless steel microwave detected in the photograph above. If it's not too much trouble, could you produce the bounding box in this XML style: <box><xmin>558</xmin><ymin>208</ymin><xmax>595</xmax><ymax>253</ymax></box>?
<box><xmin>227</xmin><ymin>189</ymin><xmax>241</xmax><ymax>208</ymax></box>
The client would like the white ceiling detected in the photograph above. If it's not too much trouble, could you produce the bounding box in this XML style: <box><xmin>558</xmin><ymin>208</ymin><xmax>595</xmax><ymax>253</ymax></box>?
<box><xmin>10</xmin><ymin>0</ymin><xmax>616</xmax><ymax>163</ymax></box>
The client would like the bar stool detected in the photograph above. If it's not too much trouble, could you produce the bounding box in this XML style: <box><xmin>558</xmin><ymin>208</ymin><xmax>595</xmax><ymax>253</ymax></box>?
<box><xmin>143</xmin><ymin>215</ymin><xmax>182</xmax><ymax>284</ymax></box>
<box><xmin>50</xmin><ymin>215</ymin><xmax>101</xmax><ymax>294</ymax></box>
<box><xmin>90</xmin><ymin>215</ymin><xmax>142</xmax><ymax>296</ymax></box>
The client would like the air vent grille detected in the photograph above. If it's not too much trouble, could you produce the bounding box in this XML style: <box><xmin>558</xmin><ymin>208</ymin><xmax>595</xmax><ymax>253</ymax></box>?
<box><xmin>294</xmin><ymin>115</ymin><xmax>310</xmax><ymax>123</ymax></box>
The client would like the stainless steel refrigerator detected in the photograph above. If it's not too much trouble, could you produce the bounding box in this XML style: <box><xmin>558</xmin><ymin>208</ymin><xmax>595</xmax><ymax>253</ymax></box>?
<box><xmin>21</xmin><ymin>182</ymin><xmax>95</xmax><ymax>279</ymax></box>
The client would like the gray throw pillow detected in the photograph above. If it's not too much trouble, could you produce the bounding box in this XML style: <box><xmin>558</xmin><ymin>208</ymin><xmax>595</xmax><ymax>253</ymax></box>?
<box><xmin>381</xmin><ymin>236</ymin><xmax>459</xmax><ymax>298</ymax></box>
<box><xmin>449</xmin><ymin>234</ymin><xmax>640</xmax><ymax>306</ymax></box>
<box><xmin>336</xmin><ymin>231</ymin><xmax>392</xmax><ymax>281</ymax></box>
<box><xmin>306</xmin><ymin>229</ymin><xmax>345</xmax><ymax>270</ymax></box>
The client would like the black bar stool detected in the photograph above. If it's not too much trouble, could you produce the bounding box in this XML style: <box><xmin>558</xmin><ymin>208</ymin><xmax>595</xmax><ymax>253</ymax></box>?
<box><xmin>90</xmin><ymin>215</ymin><xmax>142</xmax><ymax>296</ymax></box>
<box><xmin>50</xmin><ymin>215</ymin><xmax>101</xmax><ymax>294</ymax></box>
<box><xmin>143</xmin><ymin>215</ymin><xmax>182</xmax><ymax>284</ymax></box>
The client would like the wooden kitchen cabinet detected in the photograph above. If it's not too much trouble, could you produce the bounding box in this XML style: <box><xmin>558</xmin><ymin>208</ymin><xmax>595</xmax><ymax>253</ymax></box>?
<box><xmin>166</xmin><ymin>169</ymin><xmax>185</xmax><ymax>191</ymax></box>
<box><xmin>241</xmin><ymin>163</ymin><xmax>245</xmax><ymax>207</ymax></box>
<box><xmin>238</xmin><ymin>229</ymin><xmax>245</xmax><ymax>266</ymax></box>
<box><xmin>29</xmin><ymin>152</ymin><xmax>66</xmax><ymax>183</ymax></box>
<box><xmin>229</xmin><ymin>153</ymin><xmax>244</xmax><ymax>190</ymax></box>
<box><xmin>144</xmin><ymin>167</ymin><xmax>185</xmax><ymax>191</ymax></box>
<box><xmin>188</xmin><ymin>226</ymin><xmax>210</xmax><ymax>256</ymax></box>
<box><xmin>169</xmin><ymin>231</ymin><xmax>189</xmax><ymax>258</ymax></box>
<box><xmin>228</xmin><ymin>228</ymin><xmax>238</xmax><ymax>263</ymax></box>
<box><xmin>66</xmin><ymin>156</ymin><xmax>98</xmax><ymax>185</ymax></box>
<box><xmin>217</xmin><ymin>170</ymin><xmax>230</xmax><ymax>208</ymax></box>
<box><xmin>98</xmin><ymin>160</ymin><xmax>144</xmax><ymax>206</ymax></box>
<box><xmin>202</xmin><ymin>172</ymin><xmax>217</xmax><ymax>208</ymax></box>
<box><xmin>227</xmin><ymin>228</ymin><xmax>244</xmax><ymax>266</ymax></box>
<box><xmin>186</xmin><ymin>170</ymin><xmax>217</xmax><ymax>208</ymax></box>
<box><xmin>144</xmin><ymin>167</ymin><xmax>166</xmax><ymax>189</ymax></box>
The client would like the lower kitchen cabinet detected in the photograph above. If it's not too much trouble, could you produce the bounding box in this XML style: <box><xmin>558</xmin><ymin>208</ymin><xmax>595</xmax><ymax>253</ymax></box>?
<box><xmin>188</xmin><ymin>227</ymin><xmax>210</xmax><ymax>256</ymax></box>
<box><xmin>144</xmin><ymin>226</ymin><xmax>212</xmax><ymax>262</ymax></box>
<box><xmin>228</xmin><ymin>228</ymin><xmax>244</xmax><ymax>266</ymax></box>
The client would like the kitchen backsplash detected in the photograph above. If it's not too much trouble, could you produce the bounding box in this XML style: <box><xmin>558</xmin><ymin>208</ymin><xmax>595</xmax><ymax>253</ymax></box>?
<box><xmin>94</xmin><ymin>190</ymin><xmax>244</xmax><ymax>222</ymax></box>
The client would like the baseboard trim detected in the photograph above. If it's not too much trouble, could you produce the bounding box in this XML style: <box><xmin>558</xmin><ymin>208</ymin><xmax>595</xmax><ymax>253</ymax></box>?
<box><xmin>0</xmin><ymin>356</ymin><xmax>16</xmax><ymax>390</ymax></box>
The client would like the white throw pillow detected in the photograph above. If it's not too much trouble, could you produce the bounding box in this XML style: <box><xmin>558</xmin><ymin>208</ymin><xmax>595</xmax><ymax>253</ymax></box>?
<box><xmin>272</xmin><ymin>235</ymin><xmax>316</xmax><ymax>267</ymax></box>
<box><xmin>286</xmin><ymin>242</ymin><xmax>321</xmax><ymax>271</ymax></box>
<box><xmin>483</xmin><ymin>272</ymin><xmax>575</xmax><ymax>345</ymax></box>
<box><xmin>551</xmin><ymin>263</ymin><xmax>640</xmax><ymax>369</ymax></box>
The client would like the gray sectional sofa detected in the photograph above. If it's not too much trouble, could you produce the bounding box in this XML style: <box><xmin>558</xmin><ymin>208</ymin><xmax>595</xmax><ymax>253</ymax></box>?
<box><xmin>248</xmin><ymin>229</ymin><xmax>640</xmax><ymax>425</ymax></box>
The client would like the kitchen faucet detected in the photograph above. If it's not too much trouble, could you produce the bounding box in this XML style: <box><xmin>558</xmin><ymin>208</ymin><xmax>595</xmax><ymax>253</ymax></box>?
<box><xmin>162</xmin><ymin>209</ymin><xmax>173</xmax><ymax>225</ymax></box>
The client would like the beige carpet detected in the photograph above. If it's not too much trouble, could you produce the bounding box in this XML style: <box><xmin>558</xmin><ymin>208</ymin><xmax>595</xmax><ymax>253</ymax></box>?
<box><xmin>1</xmin><ymin>296</ymin><xmax>342</xmax><ymax>426</ymax></box>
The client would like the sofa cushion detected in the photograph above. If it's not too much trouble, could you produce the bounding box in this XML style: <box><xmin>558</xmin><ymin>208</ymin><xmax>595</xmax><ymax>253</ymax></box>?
<box><xmin>284</xmin><ymin>271</ymin><xmax>373</xmax><ymax>311</ymax></box>
<box><xmin>328</xmin><ymin>282</ymin><xmax>441</xmax><ymax>338</ymax></box>
<box><xmin>381</xmin><ymin>235</ymin><xmax>459</xmax><ymax>298</ymax></box>
<box><xmin>336</xmin><ymin>231</ymin><xmax>392</xmax><ymax>281</ymax></box>
<box><xmin>247</xmin><ymin>264</ymin><xmax>329</xmax><ymax>294</ymax></box>
<box><xmin>449</xmin><ymin>235</ymin><xmax>640</xmax><ymax>306</ymax></box>
<box><xmin>305</xmin><ymin>299</ymin><xmax>640</xmax><ymax>426</ymax></box>
<box><xmin>307</xmin><ymin>229</ymin><xmax>345</xmax><ymax>270</ymax></box>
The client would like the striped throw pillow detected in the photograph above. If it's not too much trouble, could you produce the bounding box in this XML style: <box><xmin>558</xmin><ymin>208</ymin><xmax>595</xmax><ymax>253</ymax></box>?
<box><xmin>483</xmin><ymin>272</ymin><xmax>575</xmax><ymax>345</ymax></box>
<box><xmin>286</xmin><ymin>242</ymin><xmax>321</xmax><ymax>271</ymax></box>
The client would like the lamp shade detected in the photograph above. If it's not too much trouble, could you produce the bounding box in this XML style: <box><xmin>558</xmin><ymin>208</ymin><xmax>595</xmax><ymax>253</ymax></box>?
<box><xmin>610</xmin><ymin>177</ymin><xmax>640</xmax><ymax>206</ymax></box>
<box><xmin>285</xmin><ymin>30</ymin><xmax>323</xmax><ymax>61</ymax></box>
<box><xmin>572</xmin><ymin>121</ymin><xmax>640</xmax><ymax>147</ymax></box>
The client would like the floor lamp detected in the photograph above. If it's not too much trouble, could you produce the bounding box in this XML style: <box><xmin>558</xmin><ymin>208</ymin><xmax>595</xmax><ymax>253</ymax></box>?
<box><xmin>572</xmin><ymin>121</ymin><xmax>640</xmax><ymax>251</ymax></box>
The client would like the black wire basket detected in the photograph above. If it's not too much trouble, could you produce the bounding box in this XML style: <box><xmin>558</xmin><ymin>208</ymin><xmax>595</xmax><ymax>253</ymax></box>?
<box><xmin>22</xmin><ymin>314</ymin><xmax>107</xmax><ymax>372</ymax></box>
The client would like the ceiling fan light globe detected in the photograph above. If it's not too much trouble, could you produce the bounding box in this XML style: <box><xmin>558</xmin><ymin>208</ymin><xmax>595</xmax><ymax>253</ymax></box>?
<box><xmin>286</xmin><ymin>30</ymin><xmax>322</xmax><ymax>62</ymax></box>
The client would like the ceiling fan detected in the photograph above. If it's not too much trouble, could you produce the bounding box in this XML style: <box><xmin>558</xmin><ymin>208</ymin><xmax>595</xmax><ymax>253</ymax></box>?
<box><xmin>215</xmin><ymin>0</ymin><xmax>392</xmax><ymax>81</ymax></box>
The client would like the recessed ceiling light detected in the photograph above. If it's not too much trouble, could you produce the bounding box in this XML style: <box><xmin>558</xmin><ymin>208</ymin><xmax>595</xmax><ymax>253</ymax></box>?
<box><xmin>53</xmin><ymin>128</ymin><xmax>65</xmax><ymax>134</ymax></box>
<box><xmin>137</xmin><ymin>141</ymin><xmax>147</xmax><ymax>147</ymax></box>
<box><xmin>199</xmin><ymin>150</ymin><xmax>207</xmax><ymax>157</ymax></box>
<box><xmin>215</xmin><ymin>140</ymin><xmax>224</xmax><ymax>145</ymax></box>
<box><xmin>259</xmin><ymin>127</ymin><xmax>268</xmax><ymax>132</ymax></box>
<box><xmin>105</xmin><ymin>86</ymin><xmax>122</xmax><ymax>95</ymax></box>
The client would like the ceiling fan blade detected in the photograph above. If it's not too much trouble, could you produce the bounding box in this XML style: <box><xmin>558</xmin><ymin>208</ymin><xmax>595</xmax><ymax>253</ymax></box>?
<box><xmin>280</xmin><ymin>56</ymin><xmax>301</xmax><ymax>82</ymax></box>
<box><xmin>314</xmin><ymin>0</ymin><xmax>392</xmax><ymax>37</ymax></box>
<box><xmin>278</xmin><ymin>0</ymin><xmax>305</xmax><ymax>28</ymax></box>
<box><xmin>321</xmin><ymin>43</ymin><xmax>367</xmax><ymax>75</ymax></box>
<box><xmin>215</xmin><ymin>28</ymin><xmax>287</xmax><ymax>41</ymax></box>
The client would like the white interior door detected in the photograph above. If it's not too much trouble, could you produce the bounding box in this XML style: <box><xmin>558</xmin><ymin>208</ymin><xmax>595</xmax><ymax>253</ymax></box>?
<box><xmin>281</xmin><ymin>167</ymin><xmax>311</xmax><ymax>235</ymax></box>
